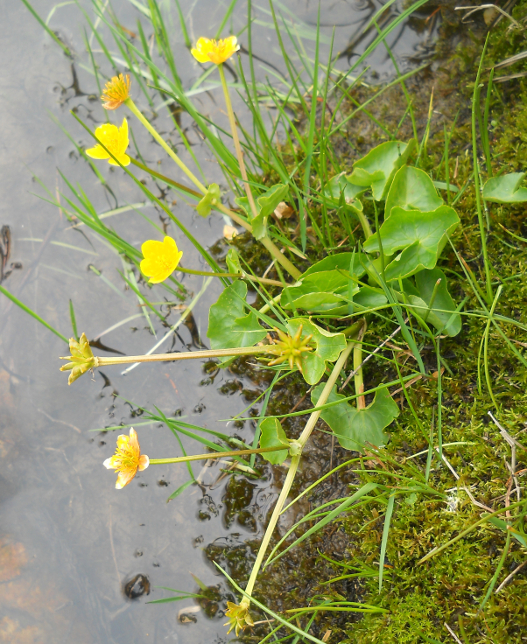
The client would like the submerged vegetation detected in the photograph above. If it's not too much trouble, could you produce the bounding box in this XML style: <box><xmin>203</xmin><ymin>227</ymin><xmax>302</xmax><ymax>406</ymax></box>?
<box><xmin>10</xmin><ymin>0</ymin><xmax>527</xmax><ymax>642</ymax></box>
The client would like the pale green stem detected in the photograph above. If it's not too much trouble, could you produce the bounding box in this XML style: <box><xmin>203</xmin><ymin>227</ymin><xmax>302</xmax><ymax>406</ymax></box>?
<box><xmin>149</xmin><ymin>445</ymin><xmax>287</xmax><ymax>465</ymax></box>
<box><xmin>240</xmin><ymin>341</ymin><xmax>356</xmax><ymax>608</ymax></box>
<box><xmin>95</xmin><ymin>345</ymin><xmax>277</xmax><ymax>368</ymax></box>
<box><xmin>124</xmin><ymin>98</ymin><xmax>207</xmax><ymax>194</ymax></box>
<box><xmin>179</xmin><ymin>265</ymin><xmax>283</xmax><ymax>287</ymax></box>
<box><xmin>218</xmin><ymin>64</ymin><xmax>259</xmax><ymax>219</ymax></box>
<box><xmin>353</xmin><ymin>342</ymin><xmax>366</xmax><ymax>410</ymax></box>
<box><xmin>217</xmin><ymin>65</ymin><xmax>302</xmax><ymax>281</ymax></box>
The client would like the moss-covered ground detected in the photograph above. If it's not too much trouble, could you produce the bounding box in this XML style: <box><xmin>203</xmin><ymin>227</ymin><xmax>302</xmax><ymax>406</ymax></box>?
<box><xmin>204</xmin><ymin>5</ymin><xmax>527</xmax><ymax>643</ymax></box>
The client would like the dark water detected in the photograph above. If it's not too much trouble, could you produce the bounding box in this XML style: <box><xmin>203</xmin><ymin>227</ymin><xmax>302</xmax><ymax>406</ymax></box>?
<box><xmin>0</xmin><ymin>1</ymin><xmax>435</xmax><ymax>642</ymax></box>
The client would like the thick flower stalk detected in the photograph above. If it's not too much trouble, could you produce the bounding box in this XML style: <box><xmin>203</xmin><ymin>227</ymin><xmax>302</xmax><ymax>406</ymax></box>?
<box><xmin>140</xmin><ymin>236</ymin><xmax>183</xmax><ymax>284</ymax></box>
<box><xmin>59</xmin><ymin>332</ymin><xmax>97</xmax><ymax>384</ymax></box>
<box><xmin>103</xmin><ymin>428</ymin><xmax>150</xmax><ymax>489</ymax></box>
<box><xmin>191</xmin><ymin>36</ymin><xmax>240</xmax><ymax>65</ymax></box>
<box><xmin>86</xmin><ymin>118</ymin><xmax>130</xmax><ymax>166</ymax></box>
<box><xmin>101</xmin><ymin>73</ymin><xmax>131</xmax><ymax>110</ymax></box>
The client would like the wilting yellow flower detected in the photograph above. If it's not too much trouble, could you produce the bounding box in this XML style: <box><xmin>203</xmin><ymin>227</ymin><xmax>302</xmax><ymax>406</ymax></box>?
<box><xmin>101</xmin><ymin>73</ymin><xmax>131</xmax><ymax>110</ymax></box>
<box><xmin>104</xmin><ymin>428</ymin><xmax>149</xmax><ymax>489</ymax></box>
<box><xmin>59</xmin><ymin>332</ymin><xmax>98</xmax><ymax>385</ymax></box>
<box><xmin>140</xmin><ymin>236</ymin><xmax>183</xmax><ymax>284</ymax></box>
<box><xmin>86</xmin><ymin>118</ymin><xmax>131</xmax><ymax>166</ymax></box>
<box><xmin>191</xmin><ymin>36</ymin><xmax>240</xmax><ymax>65</ymax></box>
<box><xmin>267</xmin><ymin>325</ymin><xmax>314</xmax><ymax>373</ymax></box>
<box><xmin>224</xmin><ymin>602</ymin><xmax>254</xmax><ymax>636</ymax></box>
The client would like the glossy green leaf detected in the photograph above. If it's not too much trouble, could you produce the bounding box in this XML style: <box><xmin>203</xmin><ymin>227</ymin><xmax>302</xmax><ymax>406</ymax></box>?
<box><xmin>354</xmin><ymin>285</ymin><xmax>388</xmax><ymax>310</ymax></box>
<box><xmin>311</xmin><ymin>385</ymin><xmax>399</xmax><ymax>452</ymax></box>
<box><xmin>325</xmin><ymin>173</ymin><xmax>366</xmax><ymax>209</ymax></box>
<box><xmin>196</xmin><ymin>183</ymin><xmax>221</xmax><ymax>217</ymax></box>
<box><xmin>286</xmin><ymin>318</ymin><xmax>347</xmax><ymax>385</ymax></box>
<box><xmin>363</xmin><ymin>206</ymin><xmax>459</xmax><ymax>280</ymax></box>
<box><xmin>405</xmin><ymin>269</ymin><xmax>461</xmax><ymax>336</ymax></box>
<box><xmin>302</xmin><ymin>252</ymin><xmax>367</xmax><ymax>277</ymax></box>
<box><xmin>207</xmin><ymin>281</ymin><xmax>267</xmax><ymax>362</ymax></box>
<box><xmin>347</xmin><ymin>139</ymin><xmax>416</xmax><ymax>200</ymax></box>
<box><xmin>482</xmin><ymin>172</ymin><xmax>527</xmax><ymax>203</ymax></box>
<box><xmin>385</xmin><ymin>166</ymin><xmax>443</xmax><ymax>219</ymax></box>
<box><xmin>237</xmin><ymin>183</ymin><xmax>289</xmax><ymax>239</ymax></box>
<box><xmin>259</xmin><ymin>417</ymin><xmax>289</xmax><ymax>464</ymax></box>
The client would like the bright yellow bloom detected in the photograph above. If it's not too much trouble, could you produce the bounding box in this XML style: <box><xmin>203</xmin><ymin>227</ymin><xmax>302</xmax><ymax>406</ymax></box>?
<box><xmin>140</xmin><ymin>236</ymin><xmax>183</xmax><ymax>284</ymax></box>
<box><xmin>101</xmin><ymin>73</ymin><xmax>131</xmax><ymax>110</ymax></box>
<box><xmin>86</xmin><ymin>118</ymin><xmax>131</xmax><ymax>166</ymax></box>
<box><xmin>191</xmin><ymin>36</ymin><xmax>240</xmax><ymax>65</ymax></box>
<box><xmin>104</xmin><ymin>428</ymin><xmax>149</xmax><ymax>489</ymax></box>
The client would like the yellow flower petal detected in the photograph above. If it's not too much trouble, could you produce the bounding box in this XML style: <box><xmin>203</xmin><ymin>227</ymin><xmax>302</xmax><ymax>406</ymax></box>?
<box><xmin>191</xmin><ymin>36</ymin><xmax>240</xmax><ymax>65</ymax></box>
<box><xmin>86</xmin><ymin>118</ymin><xmax>131</xmax><ymax>167</ymax></box>
<box><xmin>140</xmin><ymin>236</ymin><xmax>183</xmax><ymax>283</ymax></box>
<box><xmin>103</xmin><ymin>428</ymin><xmax>149</xmax><ymax>489</ymax></box>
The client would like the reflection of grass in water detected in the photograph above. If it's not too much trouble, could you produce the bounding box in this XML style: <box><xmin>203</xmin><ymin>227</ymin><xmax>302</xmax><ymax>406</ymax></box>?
<box><xmin>13</xmin><ymin>0</ymin><xmax>527</xmax><ymax>643</ymax></box>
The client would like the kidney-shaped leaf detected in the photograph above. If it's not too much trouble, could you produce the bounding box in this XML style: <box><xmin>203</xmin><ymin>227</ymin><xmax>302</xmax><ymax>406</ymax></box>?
<box><xmin>363</xmin><ymin>206</ymin><xmax>459</xmax><ymax>281</ymax></box>
<box><xmin>482</xmin><ymin>172</ymin><xmax>527</xmax><ymax>203</ymax></box>
<box><xmin>207</xmin><ymin>281</ymin><xmax>267</xmax><ymax>359</ymax></box>
<box><xmin>286</xmin><ymin>318</ymin><xmax>346</xmax><ymax>385</ymax></box>
<box><xmin>259</xmin><ymin>417</ymin><xmax>289</xmax><ymax>464</ymax></box>
<box><xmin>405</xmin><ymin>269</ymin><xmax>461</xmax><ymax>336</ymax></box>
<box><xmin>311</xmin><ymin>385</ymin><xmax>399</xmax><ymax>452</ymax></box>
<box><xmin>347</xmin><ymin>139</ymin><xmax>416</xmax><ymax>200</ymax></box>
<box><xmin>385</xmin><ymin>166</ymin><xmax>443</xmax><ymax>219</ymax></box>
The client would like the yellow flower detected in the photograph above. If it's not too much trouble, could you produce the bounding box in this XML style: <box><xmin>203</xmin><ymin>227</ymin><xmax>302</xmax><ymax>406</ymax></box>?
<box><xmin>101</xmin><ymin>73</ymin><xmax>131</xmax><ymax>110</ymax></box>
<box><xmin>86</xmin><ymin>118</ymin><xmax>131</xmax><ymax>166</ymax></box>
<box><xmin>224</xmin><ymin>602</ymin><xmax>254</xmax><ymax>636</ymax></box>
<box><xmin>191</xmin><ymin>36</ymin><xmax>240</xmax><ymax>65</ymax></box>
<box><xmin>140</xmin><ymin>236</ymin><xmax>183</xmax><ymax>284</ymax></box>
<box><xmin>104</xmin><ymin>428</ymin><xmax>149</xmax><ymax>489</ymax></box>
<box><xmin>59</xmin><ymin>332</ymin><xmax>98</xmax><ymax>385</ymax></box>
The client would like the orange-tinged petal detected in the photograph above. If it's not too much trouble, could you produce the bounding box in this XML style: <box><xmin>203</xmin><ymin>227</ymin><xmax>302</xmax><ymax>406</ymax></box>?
<box><xmin>138</xmin><ymin>455</ymin><xmax>150</xmax><ymax>471</ymax></box>
<box><xmin>116</xmin><ymin>469</ymin><xmax>136</xmax><ymax>489</ymax></box>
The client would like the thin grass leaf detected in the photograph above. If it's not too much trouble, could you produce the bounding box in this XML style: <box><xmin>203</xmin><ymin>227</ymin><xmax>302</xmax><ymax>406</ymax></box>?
<box><xmin>21</xmin><ymin>0</ymin><xmax>71</xmax><ymax>55</ymax></box>
<box><xmin>378</xmin><ymin>492</ymin><xmax>396</xmax><ymax>592</ymax></box>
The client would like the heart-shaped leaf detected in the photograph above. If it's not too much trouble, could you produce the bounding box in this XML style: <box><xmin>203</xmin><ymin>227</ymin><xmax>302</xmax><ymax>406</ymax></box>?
<box><xmin>363</xmin><ymin>206</ymin><xmax>459</xmax><ymax>280</ymax></box>
<box><xmin>237</xmin><ymin>184</ymin><xmax>289</xmax><ymax>239</ymax></box>
<box><xmin>311</xmin><ymin>385</ymin><xmax>399</xmax><ymax>452</ymax></box>
<box><xmin>286</xmin><ymin>318</ymin><xmax>347</xmax><ymax>385</ymax></box>
<box><xmin>259</xmin><ymin>417</ymin><xmax>289</xmax><ymax>464</ymax></box>
<box><xmin>482</xmin><ymin>172</ymin><xmax>527</xmax><ymax>203</ymax></box>
<box><xmin>207</xmin><ymin>281</ymin><xmax>267</xmax><ymax>363</ymax></box>
<box><xmin>347</xmin><ymin>139</ymin><xmax>416</xmax><ymax>200</ymax></box>
<box><xmin>385</xmin><ymin>166</ymin><xmax>443</xmax><ymax>218</ymax></box>
<box><xmin>196</xmin><ymin>183</ymin><xmax>221</xmax><ymax>217</ymax></box>
<box><xmin>404</xmin><ymin>269</ymin><xmax>461</xmax><ymax>336</ymax></box>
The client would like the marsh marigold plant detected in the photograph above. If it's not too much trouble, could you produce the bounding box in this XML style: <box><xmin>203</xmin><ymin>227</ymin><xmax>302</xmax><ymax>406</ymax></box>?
<box><xmin>86</xmin><ymin>117</ymin><xmax>131</xmax><ymax>166</ymax></box>
<box><xmin>140</xmin><ymin>236</ymin><xmax>183</xmax><ymax>284</ymax></box>
<box><xmin>191</xmin><ymin>36</ymin><xmax>240</xmax><ymax>65</ymax></box>
<box><xmin>101</xmin><ymin>73</ymin><xmax>131</xmax><ymax>110</ymax></box>
<box><xmin>104</xmin><ymin>428</ymin><xmax>149</xmax><ymax>489</ymax></box>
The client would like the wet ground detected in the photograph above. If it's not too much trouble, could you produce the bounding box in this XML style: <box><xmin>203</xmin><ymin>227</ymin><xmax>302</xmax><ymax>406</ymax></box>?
<box><xmin>0</xmin><ymin>1</ymin><xmax>439</xmax><ymax>642</ymax></box>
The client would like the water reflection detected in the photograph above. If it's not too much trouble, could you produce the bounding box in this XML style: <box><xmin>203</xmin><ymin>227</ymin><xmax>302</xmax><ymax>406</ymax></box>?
<box><xmin>0</xmin><ymin>1</ymin><xmax>437</xmax><ymax>642</ymax></box>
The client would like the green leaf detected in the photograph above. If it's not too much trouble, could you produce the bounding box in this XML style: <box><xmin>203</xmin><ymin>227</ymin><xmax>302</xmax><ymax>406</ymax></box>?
<box><xmin>207</xmin><ymin>281</ymin><xmax>267</xmax><ymax>363</ymax></box>
<box><xmin>259</xmin><ymin>417</ymin><xmax>289</xmax><ymax>464</ymax></box>
<box><xmin>482</xmin><ymin>172</ymin><xmax>527</xmax><ymax>203</ymax></box>
<box><xmin>405</xmin><ymin>269</ymin><xmax>462</xmax><ymax>336</ymax></box>
<box><xmin>196</xmin><ymin>183</ymin><xmax>221</xmax><ymax>217</ymax></box>
<box><xmin>237</xmin><ymin>184</ymin><xmax>289</xmax><ymax>240</ymax></box>
<box><xmin>280</xmin><ymin>253</ymin><xmax>367</xmax><ymax>313</ymax></box>
<box><xmin>363</xmin><ymin>206</ymin><xmax>459</xmax><ymax>281</ymax></box>
<box><xmin>325</xmin><ymin>173</ymin><xmax>366</xmax><ymax>209</ymax></box>
<box><xmin>385</xmin><ymin>166</ymin><xmax>443</xmax><ymax>219</ymax></box>
<box><xmin>487</xmin><ymin>516</ymin><xmax>527</xmax><ymax>547</ymax></box>
<box><xmin>311</xmin><ymin>385</ymin><xmax>399</xmax><ymax>452</ymax></box>
<box><xmin>354</xmin><ymin>285</ymin><xmax>388</xmax><ymax>310</ymax></box>
<box><xmin>347</xmin><ymin>139</ymin><xmax>416</xmax><ymax>200</ymax></box>
<box><xmin>287</xmin><ymin>318</ymin><xmax>346</xmax><ymax>385</ymax></box>
<box><xmin>226</xmin><ymin>248</ymin><xmax>242</xmax><ymax>276</ymax></box>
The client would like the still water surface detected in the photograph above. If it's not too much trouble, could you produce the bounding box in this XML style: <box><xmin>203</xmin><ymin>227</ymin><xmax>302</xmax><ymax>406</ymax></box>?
<box><xmin>0</xmin><ymin>1</ymin><xmax>435</xmax><ymax>641</ymax></box>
